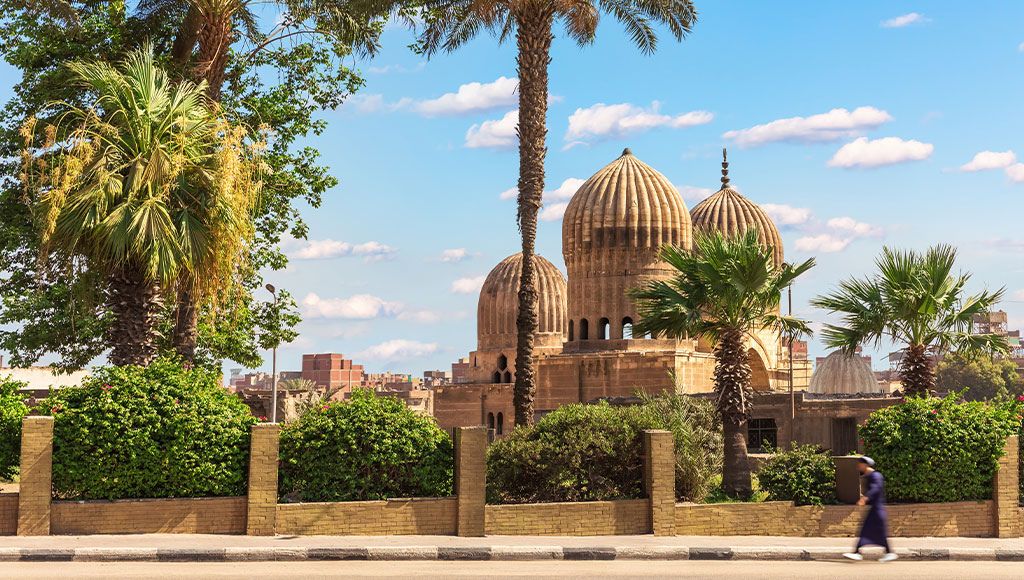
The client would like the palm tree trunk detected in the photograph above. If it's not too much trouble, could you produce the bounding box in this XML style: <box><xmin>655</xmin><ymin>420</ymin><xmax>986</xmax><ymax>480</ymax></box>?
<box><xmin>715</xmin><ymin>327</ymin><xmax>753</xmax><ymax>498</ymax></box>
<box><xmin>107</xmin><ymin>264</ymin><xmax>162</xmax><ymax>367</ymax></box>
<box><xmin>172</xmin><ymin>280</ymin><xmax>198</xmax><ymax>361</ymax></box>
<box><xmin>899</xmin><ymin>344</ymin><xmax>934</xmax><ymax>397</ymax></box>
<box><xmin>511</xmin><ymin>7</ymin><xmax>553</xmax><ymax>428</ymax></box>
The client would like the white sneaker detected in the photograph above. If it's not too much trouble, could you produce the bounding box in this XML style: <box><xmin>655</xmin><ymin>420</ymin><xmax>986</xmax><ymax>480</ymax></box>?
<box><xmin>843</xmin><ymin>552</ymin><xmax>863</xmax><ymax>561</ymax></box>
<box><xmin>879</xmin><ymin>553</ymin><xmax>899</xmax><ymax>563</ymax></box>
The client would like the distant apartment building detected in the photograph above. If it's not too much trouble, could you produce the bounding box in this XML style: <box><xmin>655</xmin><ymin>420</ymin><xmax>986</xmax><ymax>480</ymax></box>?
<box><xmin>423</xmin><ymin>370</ymin><xmax>451</xmax><ymax>387</ymax></box>
<box><xmin>228</xmin><ymin>370</ymin><xmax>301</xmax><ymax>390</ymax></box>
<box><xmin>1</xmin><ymin>356</ymin><xmax>89</xmax><ymax>404</ymax></box>
<box><xmin>451</xmin><ymin>357</ymin><xmax>470</xmax><ymax>384</ymax></box>
<box><xmin>364</xmin><ymin>371</ymin><xmax>414</xmax><ymax>388</ymax></box>
<box><xmin>302</xmin><ymin>353</ymin><xmax>364</xmax><ymax>394</ymax></box>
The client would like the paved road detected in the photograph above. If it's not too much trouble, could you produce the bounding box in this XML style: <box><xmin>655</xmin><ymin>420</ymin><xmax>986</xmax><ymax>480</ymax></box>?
<box><xmin>3</xmin><ymin>560</ymin><xmax>1023</xmax><ymax>579</ymax></box>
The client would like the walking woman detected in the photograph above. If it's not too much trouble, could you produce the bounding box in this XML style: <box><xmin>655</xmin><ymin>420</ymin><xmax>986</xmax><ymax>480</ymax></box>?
<box><xmin>844</xmin><ymin>457</ymin><xmax>898</xmax><ymax>563</ymax></box>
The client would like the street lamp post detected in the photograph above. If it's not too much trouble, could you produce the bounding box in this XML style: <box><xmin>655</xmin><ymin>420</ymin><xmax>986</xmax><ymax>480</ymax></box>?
<box><xmin>266</xmin><ymin>284</ymin><xmax>278</xmax><ymax>423</ymax></box>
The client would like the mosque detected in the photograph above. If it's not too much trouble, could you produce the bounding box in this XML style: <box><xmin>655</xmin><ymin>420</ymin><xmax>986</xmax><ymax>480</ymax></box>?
<box><xmin>432</xmin><ymin>149</ymin><xmax>890</xmax><ymax>449</ymax></box>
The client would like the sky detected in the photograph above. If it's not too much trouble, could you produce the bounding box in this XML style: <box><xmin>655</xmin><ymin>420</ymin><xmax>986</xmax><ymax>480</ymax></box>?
<box><xmin>7</xmin><ymin>2</ymin><xmax>1024</xmax><ymax>376</ymax></box>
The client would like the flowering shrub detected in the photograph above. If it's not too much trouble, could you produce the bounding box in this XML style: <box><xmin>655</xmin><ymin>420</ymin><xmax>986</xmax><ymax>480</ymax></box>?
<box><xmin>859</xmin><ymin>394</ymin><xmax>1021</xmax><ymax>503</ymax></box>
<box><xmin>757</xmin><ymin>444</ymin><xmax>837</xmax><ymax>506</ymax></box>
<box><xmin>0</xmin><ymin>377</ymin><xmax>29</xmax><ymax>480</ymax></box>
<box><xmin>278</xmin><ymin>389</ymin><xmax>453</xmax><ymax>502</ymax></box>
<box><xmin>39</xmin><ymin>357</ymin><xmax>256</xmax><ymax>500</ymax></box>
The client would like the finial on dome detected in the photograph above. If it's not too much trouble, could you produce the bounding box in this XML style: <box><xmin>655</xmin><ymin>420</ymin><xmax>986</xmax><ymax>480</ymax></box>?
<box><xmin>720</xmin><ymin>147</ymin><xmax>730</xmax><ymax>188</ymax></box>
<box><xmin>622</xmin><ymin>147</ymin><xmax>633</xmax><ymax>157</ymax></box>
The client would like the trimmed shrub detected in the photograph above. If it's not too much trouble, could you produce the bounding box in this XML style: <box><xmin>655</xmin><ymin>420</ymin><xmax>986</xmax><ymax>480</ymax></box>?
<box><xmin>486</xmin><ymin>396</ymin><xmax>722</xmax><ymax>504</ymax></box>
<box><xmin>0</xmin><ymin>376</ymin><xmax>29</xmax><ymax>480</ymax></box>
<box><xmin>39</xmin><ymin>357</ymin><xmax>256</xmax><ymax>500</ymax></box>
<box><xmin>279</xmin><ymin>389</ymin><xmax>453</xmax><ymax>502</ymax></box>
<box><xmin>757</xmin><ymin>444</ymin><xmax>837</xmax><ymax>506</ymax></box>
<box><xmin>859</xmin><ymin>394</ymin><xmax>1020</xmax><ymax>503</ymax></box>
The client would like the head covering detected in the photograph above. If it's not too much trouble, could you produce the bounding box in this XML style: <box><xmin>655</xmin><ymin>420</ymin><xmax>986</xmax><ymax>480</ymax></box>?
<box><xmin>858</xmin><ymin>456</ymin><xmax>875</xmax><ymax>467</ymax></box>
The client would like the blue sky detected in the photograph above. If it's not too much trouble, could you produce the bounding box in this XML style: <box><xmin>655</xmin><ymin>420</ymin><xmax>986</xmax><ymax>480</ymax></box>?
<box><xmin>7</xmin><ymin>2</ymin><xmax>1024</xmax><ymax>375</ymax></box>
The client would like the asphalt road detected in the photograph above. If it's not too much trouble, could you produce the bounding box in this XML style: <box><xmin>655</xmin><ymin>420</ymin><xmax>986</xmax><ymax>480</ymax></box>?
<box><xmin>2</xmin><ymin>560</ymin><xmax>1022</xmax><ymax>579</ymax></box>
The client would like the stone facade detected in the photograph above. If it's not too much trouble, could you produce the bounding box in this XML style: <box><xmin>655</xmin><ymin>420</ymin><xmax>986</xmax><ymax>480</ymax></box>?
<box><xmin>246</xmin><ymin>423</ymin><xmax>280</xmax><ymax>536</ymax></box>
<box><xmin>17</xmin><ymin>416</ymin><xmax>53</xmax><ymax>536</ymax></box>
<box><xmin>485</xmin><ymin>500</ymin><xmax>650</xmax><ymax>535</ymax></box>
<box><xmin>276</xmin><ymin>498</ymin><xmax>457</xmax><ymax>536</ymax></box>
<box><xmin>51</xmin><ymin>497</ymin><xmax>246</xmax><ymax>535</ymax></box>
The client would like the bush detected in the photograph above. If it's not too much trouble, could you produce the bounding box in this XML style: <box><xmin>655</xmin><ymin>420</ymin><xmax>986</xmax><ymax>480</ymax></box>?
<box><xmin>39</xmin><ymin>357</ymin><xmax>256</xmax><ymax>500</ymax></box>
<box><xmin>279</xmin><ymin>389</ymin><xmax>453</xmax><ymax>502</ymax></box>
<box><xmin>0</xmin><ymin>377</ymin><xmax>29</xmax><ymax>480</ymax></box>
<box><xmin>859</xmin><ymin>394</ymin><xmax>1020</xmax><ymax>503</ymax></box>
<box><xmin>757</xmin><ymin>444</ymin><xmax>836</xmax><ymax>506</ymax></box>
<box><xmin>486</xmin><ymin>396</ymin><xmax>722</xmax><ymax>504</ymax></box>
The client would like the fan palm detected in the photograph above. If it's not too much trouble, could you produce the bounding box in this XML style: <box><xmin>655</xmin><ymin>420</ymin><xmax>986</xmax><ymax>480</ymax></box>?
<box><xmin>630</xmin><ymin>230</ymin><xmax>814</xmax><ymax>498</ymax></box>
<box><xmin>407</xmin><ymin>0</ymin><xmax>698</xmax><ymax>426</ymax></box>
<box><xmin>22</xmin><ymin>47</ymin><xmax>261</xmax><ymax>366</ymax></box>
<box><xmin>811</xmin><ymin>245</ymin><xmax>1007</xmax><ymax>398</ymax></box>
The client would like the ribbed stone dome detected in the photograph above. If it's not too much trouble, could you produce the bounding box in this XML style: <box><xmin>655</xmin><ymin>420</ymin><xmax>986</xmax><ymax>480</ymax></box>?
<box><xmin>809</xmin><ymin>351</ymin><xmax>881</xmax><ymax>395</ymax></box>
<box><xmin>562</xmin><ymin>148</ymin><xmax>692</xmax><ymax>264</ymax></box>
<box><xmin>690</xmin><ymin>151</ymin><xmax>784</xmax><ymax>267</ymax></box>
<box><xmin>477</xmin><ymin>253</ymin><xmax>567</xmax><ymax>351</ymax></box>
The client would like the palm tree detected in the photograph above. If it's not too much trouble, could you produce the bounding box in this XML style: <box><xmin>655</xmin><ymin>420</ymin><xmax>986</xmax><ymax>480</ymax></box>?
<box><xmin>811</xmin><ymin>245</ymin><xmax>1007</xmax><ymax>398</ymax></box>
<box><xmin>630</xmin><ymin>230</ymin><xmax>814</xmax><ymax>498</ymax></box>
<box><xmin>409</xmin><ymin>0</ymin><xmax>698</xmax><ymax>426</ymax></box>
<box><xmin>22</xmin><ymin>47</ymin><xmax>261</xmax><ymax>366</ymax></box>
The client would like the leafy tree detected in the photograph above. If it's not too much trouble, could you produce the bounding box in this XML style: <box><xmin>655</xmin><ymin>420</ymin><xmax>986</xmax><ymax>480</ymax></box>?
<box><xmin>936</xmin><ymin>352</ymin><xmax>1022</xmax><ymax>401</ymax></box>
<box><xmin>757</xmin><ymin>443</ymin><xmax>836</xmax><ymax>506</ymax></box>
<box><xmin>0</xmin><ymin>376</ymin><xmax>29</xmax><ymax>480</ymax></box>
<box><xmin>812</xmin><ymin>245</ymin><xmax>1007</xmax><ymax>398</ymax></box>
<box><xmin>406</xmin><ymin>0</ymin><xmax>698</xmax><ymax>426</ymax></box>
<box><xmin>630</xmin><ymin>229</ymin><xmax>814</xmax><ymax>499</ymax></box>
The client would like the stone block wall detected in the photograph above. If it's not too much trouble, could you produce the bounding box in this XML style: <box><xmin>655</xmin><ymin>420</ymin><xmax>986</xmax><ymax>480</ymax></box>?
<box><xmin>246</xmin><ymin>423</ymin><xmax>280</xmax><ymax>536</ymax></box>
<box><xmin>994</xmin><ymin>435</ymin><xmax>1020</xmax><ymax>538</ymax></box>
<box><xmin>51</xmin><ymin>497</ymin><xmax>247</xmax><ymax>535</ymax></box>
<box><xmin>455</xmin><ymin>426</ymin><xmax>487</xmax><ymax>536</ymax></box>
<box><xmin>485</xmin><ymin>500</ymin><xmax>650</xmax><ymax>535</ymax></box>
<box><xmin>276</xmin><ymin>498</ymin><xmax>457</xmax><ymax>535</ymax></box>
<box><xmin>17</xmin><ymin>416</ymin><xmax>53</xmax><ymax>536</ymax></box>
<box><xmin>644</xmin><ymin>430</ymin><xmax>676</xmax><ymax>536</ymax></box>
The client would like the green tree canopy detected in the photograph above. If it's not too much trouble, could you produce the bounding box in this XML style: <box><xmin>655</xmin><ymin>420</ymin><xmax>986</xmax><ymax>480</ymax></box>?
<box><xmin>936</xmin><ymin>352</ymin><xmax>1022</xmax><ymax>401</ymax></box>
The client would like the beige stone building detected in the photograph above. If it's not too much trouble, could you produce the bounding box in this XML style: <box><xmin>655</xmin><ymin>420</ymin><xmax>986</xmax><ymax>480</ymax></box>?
<box><xmin>434</xmin><ymin>149</ymin><xmax>812</xmax><ymax>434</ymax></box>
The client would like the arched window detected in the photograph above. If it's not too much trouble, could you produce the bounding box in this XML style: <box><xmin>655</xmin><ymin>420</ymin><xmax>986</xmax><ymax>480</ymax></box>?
<box><xmin>496</xmin><ymin>413</ymin><xmax>504</xmax><ymax>435</ymax></box>
<box><xmin>492</xmin><ymin>371</ymin><xmax>502</xmax><ymax>384</ymax></box>
<box><xmin>487</xmin><ymin>413</ymin><xmax>495</xmax><ymax>430</ymax></box>
<box><xmin>643</xmin><ymin>330</ymin><xmax>652</xmax><ymax>340</ymax></box>
<box><xmin>568</xmin><ymin>320</ymin><xmax>574</xmax><ymax>342</ymax></box>
<box><xmin>502</xmin><ymin>370</ymin><xmax>512</xmax><ymax>383</ymax></box>
<box><xmin>579</xmin><ymin>318</ymin><xmax>589</xmax><ymax>340</ymax></box>
<box><xmin>473</xmin><ymin>356</ymin><xmax>478</xmax><ymax>368</ymax></box>
<box><xmin>599</xmin><ymin>318</ymin><xmax>610</xmax><ymax>340</ymax></box>
<box><xmin>497</xmin><ymin>354</ymin><xmax>508</xmax><ymax>370</ymax></box>
<box><xmin>622</xmin><ymin>317</ymin><xmax>634</xmax><ymax>339</ymax></box>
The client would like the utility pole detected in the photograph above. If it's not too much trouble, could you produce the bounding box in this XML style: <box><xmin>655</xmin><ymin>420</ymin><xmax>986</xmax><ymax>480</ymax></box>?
<box><xmin>266</xmin><ymin>284</ymin><xmax>279</xmax><ymax>423</ymax></box>
<box><xmin>788</xmin><ymin>285</ymin><xmax>795</xmax><ymax>421</ymax></box>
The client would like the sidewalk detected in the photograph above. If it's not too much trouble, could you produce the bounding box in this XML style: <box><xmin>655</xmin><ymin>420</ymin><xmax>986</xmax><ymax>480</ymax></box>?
<box><xmin>1</xmin><ymin>534</ymin><xmax>1022</xmax><ymax>562</ymax></box>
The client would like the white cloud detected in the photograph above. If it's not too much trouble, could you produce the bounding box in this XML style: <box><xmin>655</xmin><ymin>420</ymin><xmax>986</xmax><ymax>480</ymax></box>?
<box><xmin>1012</xmin><ymin>289</ymin><xmax>1024</xmax><ymax>301</ymax></box>
<box><xmin>960</xmin><ymin>150</ymin><xmax>1017</xmax><ymax>172</ymax></box>
<box><xmin>677</xmin><ymin>185</ymin><xmax>715</xmax><ymax>203</ymax></box>
<box><xmin>440</xmin><ymin>248</ymin><xmax>470</xmax><ymax>263</ymax></box>
<box><xmin>465</xmin><ymin>110</ymin><xmax>518</xmax><ymax>149</ymax></box>
<box><xmin>881</xmin><ymin>13</ymin><xmax>926</xmax><ymax>28</ymax></box>
<box><xmin>723</xmin><ymin>107</ymin><xmax>892</xmax><ymax>147</ymax></box>
<box><xmin>1019</xmin><ymin>42</ymin><xmax>1024</xmax><ymax>52</ymax></box>
<box><xmin>762</xmin><ymin>204</ymin><xmax>812</xmax><ymax>227</ymax></box>
<box><xmin>540</xmin><ymin>202</ymin><xmax>570</xmax><ymax>222</ymax></box>
<box><xmin>828</xmin><ymin>137</ymin><xmax>934</xmax><ymax>168</ymax></box>
<box><xmin>343</xmin><ymin>94</ymin><xmax>413</xmax><ymax>114</ymax></box>
<box><xmin>545</xmin><ymin>177</ymin><xmax>586</xmax><ymax>201</ymax></box>
<box><xmin>795</xmin><ymin>235</ymin><xmax>852</xmax><ymax>253</ymax></box>
<box><xmin>397</xmin><ymin>310</ymin><xmax>442</xmax><ymax>324</ymax></box>
<box><xmin>367</xmin><ymin>62</ymin><xmax>426</xmax><ymax>75</ymax></box>
<box><xmin>827</xmin><ymin>216</ymin><xmax>883</xmax><ymax>237</ymax></box>
<box><xmin>356</xmin><ymin>339</ymin><xmax>439</xmax><ymax>362</ymax></box>
<box><xmin>1006</xmin><ymin>163</ymin><xmax>1024</xmax><ymax>183</ymax></box>
<box><xmin>415</xmin><ymin>76</ymin><xmax>518</xmax><ymax>116</ymax></box>
<box><xmin>302</xmin><ymin>293</ymin><xmax>403</xmax><ymax>320</ymax></box>
<box><xmin>565</xmin><ymin>102</ymin><xmax>713</xmax><ymax>142</ymax></box>
<box><xmin>498</xmin><ymin>187</ymin><xmax>518</xmax><ymax>200</ymax></box>
<box><xmin>451</xmin><ymin>275</ymin><xmax>486</xmax><ymax>294</ymax></box>
<box><xmin>285</xmin><ymin>239</ymin><xmax>396</xmax><ymax>261</ymax></box>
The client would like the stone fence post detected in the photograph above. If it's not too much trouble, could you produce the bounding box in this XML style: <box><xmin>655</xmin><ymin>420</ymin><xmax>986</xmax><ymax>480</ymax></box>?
<box><xmin>246</xmin><ymin>423</ymin><xmax>281</xmax><ymax>536</ymax></box>
<box><xmin>17</xmin><ymin>416</ymin><xmax>54</xmax><ymax>536</ymax></box>
<box><xmin>993</xmin><ymin>435</ymin><xmax>1020</xmax><ymax>538</ymax></box>
<box><xmin>643</xmin><ymin>430</ymin><xmax>676</xmax><ymax>536</ymax></box>
<box><xmin>833</xmin><ymin>456</ymin><xmax>863</xmax><ymax>504</ymax></box>
<box><xmin>454</xmin><ymin>426</ymin><xmax>486</xmax><ymax>537</ymax></box>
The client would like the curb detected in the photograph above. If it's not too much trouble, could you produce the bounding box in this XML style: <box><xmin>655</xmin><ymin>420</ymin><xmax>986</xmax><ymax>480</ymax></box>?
<box><xmin>1</xmin><ymin>546</ymin><xmax>1021</xmax><ymax>563</ymax></box>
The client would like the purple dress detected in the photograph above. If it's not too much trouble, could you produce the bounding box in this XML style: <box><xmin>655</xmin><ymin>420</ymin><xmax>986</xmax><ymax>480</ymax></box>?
<box><xmin>856</xmin><ymin>470</ymin><xmax>890</xmax><ymax>552</ymax></box>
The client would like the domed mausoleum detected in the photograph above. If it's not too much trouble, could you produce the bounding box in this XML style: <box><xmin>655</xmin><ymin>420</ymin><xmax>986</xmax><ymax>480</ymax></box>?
<box><xmin>809</xmin><ymin>350</ymin><xmax>882</xmax><ymax>395</ymax></box>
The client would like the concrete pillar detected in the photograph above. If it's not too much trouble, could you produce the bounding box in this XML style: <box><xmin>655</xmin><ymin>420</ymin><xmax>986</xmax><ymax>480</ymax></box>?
<box><xmin>993</xmin><ymin>435</ymin><xmax>1020</xmax><ymax>538</ymax></box>
<box><xmin>246</xmin><ymin>423</ymin><xmax>280</xmax><ymax>536</ymax></box>
<box><xmin>17</xmin><ymin>416</ymin><xmax>53</xmax><ymax>536</ymax></box>
<box><xmin>833</xmin><ymin>456</ymin><xmax>863</xmax><ymax>504</ymax></box>
<box><xmin>643</xmin><ymin>430</ymin><xmax>676</xmax><ymax>536</ymax></box>
<box><xmin>454</xmin><ymin>426</ymin><xmax>486</xmax><ymax>537</ymax></box>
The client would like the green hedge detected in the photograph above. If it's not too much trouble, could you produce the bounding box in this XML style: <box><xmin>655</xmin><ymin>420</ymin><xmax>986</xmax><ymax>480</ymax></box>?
<box><xmin>859</xmin><ymin>394</ymin><xmax>1020</xmax><ymax>503</ymax></box>
<box><xmin>0</xmin><ymin>376</ymin><xmax>29</xmax><ymax>480</ymax></box>
<box><xmin>278</xmin><ymin>389</ymin><xmax>453</xmax><ymax>502</ymax></box>
<box><xmin>486</xmin><ymin>395</ymin><xmax>722</xmax><ymax>504</ymax></box>
<box><xmin>39</xmin><ymin>357</ymin><xmax>256</xmax><ymax>500</ymax></box>
<box><xmin>757</xmin><ymin>444</ymin><xmax>836</xmax><ymax>506</ymax></box>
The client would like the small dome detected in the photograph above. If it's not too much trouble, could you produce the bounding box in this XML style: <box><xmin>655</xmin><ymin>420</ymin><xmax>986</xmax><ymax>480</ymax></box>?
<box><xmin>563</xmin><ymin>148</ymin><xmax>692</xmax><ymax>264</ymax></box>
<box><xmin>809</xmin><ymin>351</ymin><xmax>881</xmax><ymax>395</ymax></box>
<box><xmin>477</xmin><ymin>253</ymin><xmax>567</xmax><ymax>350</ymax></box>
<box><xmin>690</xmin><ymin>151</ymin><xmax>784</xmax><ymax>267</ymax></box>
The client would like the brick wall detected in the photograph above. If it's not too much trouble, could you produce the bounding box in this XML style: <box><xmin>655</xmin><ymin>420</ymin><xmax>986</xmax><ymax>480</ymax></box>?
<box><xmin>51</xmin><ymin>497</ymin><xmax>246</xmax><ymax>535</ymax></box>
<box><xmin>17</xmin><ymin>416</ymin><xmax>53</xmax><ymax>535</ymax></box>
<box><xmin>455</xmin><ymin>426</ymin><xmax>486</xmax><ymax>536</ymax></box>
<box><xmin>0</xmin><ymin>493</ymin><xmax>17</xmax><ymax>535</ymax></box>
<box><xmin>994</xmin><ymin>435</ymin><xmax>1020</xmax><ymax>537</ymax></box>
<box><xmin>276</xmin><ymin>498</ymin><xmax>457</xmax><ymax>535</ymax></box>
<box><xmin>246</xmin><ymin>423</ymin><xmax>279</xmax><ymax>536</ymax></box>
<box><xmin>674</xmin><ymin>500</ymin><xmax>995</xmax><ymax>537</ymax></box>
<box><xmin>485</xmin><ymin>500</ymin><xmax>650</xmax><ymax>535</ymax></box>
